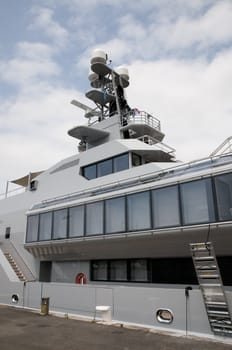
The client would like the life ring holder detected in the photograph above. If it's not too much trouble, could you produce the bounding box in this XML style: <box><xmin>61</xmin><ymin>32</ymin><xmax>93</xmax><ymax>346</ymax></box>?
<box><xmin>75</xmin><ymin>273</ymin><xmax>87</xmax><ymax>285</ymax></box>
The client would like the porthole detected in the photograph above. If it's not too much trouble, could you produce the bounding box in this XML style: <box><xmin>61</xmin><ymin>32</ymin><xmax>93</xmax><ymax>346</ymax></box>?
<box><xmin>11</xmin><ymin>294</ymin><xmax>19</xmax><ymax>304</ymax></box>
<box><xmin>156</xmin><ymin>308</ymin><xmax>173</xmax><ymax>324</ymax></box>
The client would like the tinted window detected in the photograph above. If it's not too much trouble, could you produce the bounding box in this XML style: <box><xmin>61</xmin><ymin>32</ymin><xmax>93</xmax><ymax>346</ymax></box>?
<box><xmin>215</xmin><ymin>173</ymin><xmax>232</xmax><ymax>221</ymax></box>
<box><xmin>127</xmin><ymin>191</ymin><xmax>151</xmax><ymax>231</ymax></box>
<box><xmin>110</xmin><ymin>260</ymin><xmax>127</xmax><ymax>281</ymax></box>
<box><xmin>130</xmin><ymin>259</ymin><xmax>149</xmax><ymax>282</ymax></box>
<box><xmin>86</xmin><ymin>201</ymin><xmax>104</xmax><ymax>235</ymax></box>
<box><xmin>97</xmin><ymin>159</ymin><xmax>113</xmax><ymax>177</ymax></box>
<box><xmin>26</xmin><ymin>215</ymin><xmax>39</xmax><ymax>242</ymax></box>
<box><xmin>92</xmin><ymin>261</ymin><xmax>108</xmax><ymax>280</ymax></box>
<box><xmin>105</xmin><ymin>197</ymin><xmax>125</xmax><ymax>233</ymax></box>
<box><xmin>39</xmin><ymin>212</ymin><xmax>52</xmax><ymax>241</ymax></box>
<box><xmin>83</xmin><ymin>164</ymin><xmax>97</xmax><ymax>180</ymax></box>
<box><xmin>180</xmin><ymin>179</ymin><xmax>215</xmax><ymax>225</ymax></box>
<box><xmin>114</xmin><ymin>154</ymin><xmax>129</xmax><ymax>172</ymax></box>
<box><xmin>69</xmin><ymin>206</ymin><xmax>84</xmax><ymax>237</ymax></box>
<box><xmin>53</xmin><ymin>209</ymin><xmax>67</xmax><ymax>239</ymax></box>
<box><xmin>152</xmin><ymin>186</ymin><xmax>180</xmax><ymax>228</ymax></box>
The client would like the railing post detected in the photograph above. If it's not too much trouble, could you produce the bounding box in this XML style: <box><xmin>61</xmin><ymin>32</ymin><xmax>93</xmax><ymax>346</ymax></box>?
<box><xmin>5</xmin><ymin>181</ymin><xmax>9</xmax><ymax>199</ymax></box>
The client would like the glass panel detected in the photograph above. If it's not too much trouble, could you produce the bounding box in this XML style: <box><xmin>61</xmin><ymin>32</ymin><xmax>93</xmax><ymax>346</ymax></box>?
<box><xmin>86</xmin><ymin>201</ymin><xmax>104</xmax><ymax>235</ymax></box>
<box><xmin>215</xmin><ymin>173</ymin><xmax>232</xmax><ymax>221</ymax></box>
<box><xmin>53</xmin><ymin>209</ymin><xmax>67</xmax><ymax>239</ymax></box>
<box><xmin>105</xmin><ymin>197</ymin><xmax>125</xmax><ymax>233</ymax></box>
<box><xmin>180</xmin><ymin>179</ymin><xmax>215</xmax><ymax>225</ymax></box>
<box><xmin>92</xmin><ymin>261</ymin><xmax>108</xmax><ymax>280</ymax></box>
<box><xmin>69</xmin><ymin>206</ymin><xmax>84</xmax><ymax>237</ymax></box>
<box><xmin>97</xmin><ymin>159</ymin><xmax>113</xmax><ymax>177</ymax></box>
<box><xmin>26</xmin><ymin>215</ymin><xmax>39</xmax><ymax>242</ymax></box>
<box><xmin>127</xmin><ymin>191</ymin><xmax>151</xmax><ymax>230</ymax></box>
<box><xmin>130</xmin><ymin>259</ymin><xmax>148</xmax><ymax>282</ymax></box>
<box><xmin>113</xmin><ymin>154</ymin><xmax>129</xmax><ymax>172</ymax></box>
<box><xmin>152</xmin><ymin>186</ymin><xmax>180</xmax><ymax>228</ymax></box>
<box><xmin>110</xmin><ymin>260</ymin><xmax>127</xmax><ymax>281</ymax></box>
<box><xmin>132</xmin><ymin>153</ymin><xmax>142</xmax><ymax>167</ymax></box>
<box><xmin>39</xmin><ymin>212</ymin><xmax>52</xmax><ymax>241</ymax></box>
<box><xmin>83</xmin><ymin>164</ymin><xmax>97</xmax><ymax>180</ymax></box>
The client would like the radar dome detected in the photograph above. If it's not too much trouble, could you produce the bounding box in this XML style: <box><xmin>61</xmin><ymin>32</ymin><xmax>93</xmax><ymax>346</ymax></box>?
<box><xmin>90</xmin><ymin>49</ymin><xmax>107</xmax><ymax>65</ymax></box>
<box><xmin>115</xmin><ymin>66</ymin><xmax>129</xmax><ymax>81</ymax></box>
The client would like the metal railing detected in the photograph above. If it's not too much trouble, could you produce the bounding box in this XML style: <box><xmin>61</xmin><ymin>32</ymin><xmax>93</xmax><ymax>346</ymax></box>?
<box><xmin>124</xmin><ymin>110</ymin><xmax>161</xmax><ymax>131</ymax></box>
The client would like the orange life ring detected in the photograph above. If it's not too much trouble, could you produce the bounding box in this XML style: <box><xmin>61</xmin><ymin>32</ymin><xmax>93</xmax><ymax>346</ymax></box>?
<box><xmin>75</xmin><ymin>273</ymin><xmax>87</xmax><ymax>285</ymax></box>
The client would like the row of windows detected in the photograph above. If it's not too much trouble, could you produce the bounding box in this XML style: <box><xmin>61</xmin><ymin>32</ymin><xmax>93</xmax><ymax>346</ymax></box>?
<box><xmin>26</xmin><ymin>172</ymin><xmax>232</xmax><ymax>242</ymax></box>
<box><xmin>82</xmin><ymin>153</ymin><xmax>129</xmax><ymax>180</ymax></box>
<box><xmin>91</xmin><ymin>257</ymin><xmax>232</xmax><ymax>285</ymax></box>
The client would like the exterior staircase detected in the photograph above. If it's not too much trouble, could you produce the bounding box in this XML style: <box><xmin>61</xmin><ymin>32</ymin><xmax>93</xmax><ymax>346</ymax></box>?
<box><xmin>0</xmin><ymin>240</ymin><xmax>35</xmax><ymax>282</ymax></box>
<box><xmin>190</xmin><ymin>242</ymin><xmax>232</xmax><ymax>337</ymax></box>
<box><xmin>4</xmin><ymin>253</ymin><xmax>26</xmax><ymax>281</ymax></box>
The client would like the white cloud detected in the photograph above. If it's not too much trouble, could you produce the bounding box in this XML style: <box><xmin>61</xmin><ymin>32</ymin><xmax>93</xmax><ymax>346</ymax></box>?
<box><xmin>29</xmin><ymin>7</ymin><xmax>69</xmax><ymax>48</ymax></box>
<box><xmin>0</xmin><ymin>42</ymin><xmax>59</xmax><ymax>86</ymax></box>
<box><xmin>127</xmin><ymin>49</ymin><xmax>232</xmax><ymax>161</ymax></box>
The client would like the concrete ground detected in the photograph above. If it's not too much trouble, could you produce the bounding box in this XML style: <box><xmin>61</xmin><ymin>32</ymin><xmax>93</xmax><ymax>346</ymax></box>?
<box><xmin>0</xmin><ymin>306</ymin><xmax>232</xmax><ymax>350</ymax></box>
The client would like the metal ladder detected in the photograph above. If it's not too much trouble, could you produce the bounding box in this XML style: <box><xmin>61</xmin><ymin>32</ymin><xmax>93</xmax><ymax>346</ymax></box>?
<box><xmin>190</xmin><ymin>242</ymin><xmax>232</xmax><ymax>337</ymax></box>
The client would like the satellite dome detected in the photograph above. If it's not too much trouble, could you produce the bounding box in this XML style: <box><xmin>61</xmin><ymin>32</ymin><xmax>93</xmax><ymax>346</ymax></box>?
<box><xmin>90</xmin><ymin>49</ymin><xmax>107</xmax><ymax>65</ymax></box>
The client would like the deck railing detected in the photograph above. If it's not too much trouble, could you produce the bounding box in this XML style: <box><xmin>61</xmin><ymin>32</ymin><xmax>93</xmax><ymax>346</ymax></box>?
<box><xmin>124</xmin><ymin>110</ymin><xmax>161</xmax><ymax>131</ymax></box>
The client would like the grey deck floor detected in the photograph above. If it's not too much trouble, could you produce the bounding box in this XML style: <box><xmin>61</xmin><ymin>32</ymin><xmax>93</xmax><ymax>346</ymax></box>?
<box><xmin>0</xmin><ymin>306</ymin><xmax>232</xmax><ymax>350</ymax></box>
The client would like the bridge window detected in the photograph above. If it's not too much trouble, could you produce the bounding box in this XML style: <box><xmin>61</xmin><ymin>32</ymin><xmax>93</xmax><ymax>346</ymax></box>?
<box><xmin>69</xmin><ymin>205</ymin><xmax>85</xmax><ymax>237</ymax></box>
<box><xmin>180</xmin><ymin>179</ymin><xmax>215</xmax><ymax>225</ymax></box>
<box><xmin>152</xmin><ymin>185</ymin><xmax>180</xmax><ymax>228</ymax></box>
<box><xmin>82</xmin><ymin>153</ymin><xmax>129</xmax><ymax>180</ymax></box>
<box><xmin>127</xmin><ymin>191</ymin><xmax>151</xmax><ymax>231</ymax></box>
<box><xmin>105</xmin><ymin>197</ymin><xmax>125</xmax><ymax>233</ymax></box>
<box><xmin>215</xmin><ymin>173</ymin><xmax>232</xmax><ymax>221</ymax></box>
<box><xmin>86</xmin><ymin>201</ymin><xmax>104</xmax><ymax>235</ymax></box>
<box><xmin>26</xmin><ymin>215</ymin><xmax>39</xmax><ymax>242</ymax></box>
<box><xmin>92</xmin><ymin>260</ymin><xmax>108</xmax><ymax>281</ymax></box>
<box><xmin>39</xmin><ymin>212</ymin><xmax>52</xmax><ymax>241</ymax></box>
<box><xmin>53</xmin><ymin>209</ymin><xmax>68</xmax><ymax>239</ymax></box>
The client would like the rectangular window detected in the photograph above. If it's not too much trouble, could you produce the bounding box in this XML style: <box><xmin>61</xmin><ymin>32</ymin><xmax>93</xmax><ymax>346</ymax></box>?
<box><xmin>130</xmin><ymin>259</ymin><xmax>149</xmax><ymax>282</ymax></box>
<box><xmin>26</xmin><ymin>215</ymin><xmax>39</xmax><ymax>242</ymax></box>
<box><xmin>83</xmin><ymin>164</ymin><xmax>97</xmax><ymax>180</ymax></box>
<box><xmin>180</xmin><ymin>179</ymin><xmax>215</xmax><ymax>225</ymax></box>
<box><xmin>215</xmin><ymin>173</ymin><xmax>232</xmax><ymax>221</ymax></box>
<box><xmin>110</xmin><ymin>260</ymin><xmax>127</xmax><ymax>281</ymax></box>
<box><xmin>39</xmin><ymin>212</ymin><xmax>52</xmax><ymax>241</ymax></box>
<box><xmin>132</xmin><ymin>153</ymin><xmax>142</xmax><ymax>167</ymax></box>
<box><xmin>152</xmin><ymin>185</ymin><xmax>180</xmax><ymax>228</ymax></box>
<box><xmin>127</xmin><ymin>191</ymin><xmax>151</xmax><ymax>231</ymax></box>
<box><xmin>92</xmin><ymin>260</ymin><xmax>108</xmax><ymax>280</ymax></box>
<box><xmin>97</xmin><ymin>159</ymin><xmax>113</xmax><ymax>177</ymax></box>
<box><xmin>69</xmin><ymin>206</ymin><xmax>84</xmax><ymax>237</ymax></box>
<box><xmin>113</xmin><ymin>154</ymin><xmax>129</xmax><ymax>172</ymax></box>
<box><xmin>86</xmin><ymin>201</ymin><xmax>104</xmax><ymax>235</ymax></box>
<box><xmin>53</xmin><ymin>209</ymin><xmax>68</xmax><ymax>239</ymax></box>
<box><xmin>105</xmin><ymin>197</ymin><xmax>125</xmax><ymax>233</ymax></box>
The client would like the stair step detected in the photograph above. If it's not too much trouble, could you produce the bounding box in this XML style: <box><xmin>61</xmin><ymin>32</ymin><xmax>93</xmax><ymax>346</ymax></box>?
<box><xmin>201</xmin><ymin>283</ymin><xmax>221</xmax><ymax>288</ymax></box>
<box><xmin>206</xmin><ymin>301</ymin><xmax>227</xmax><ymax>306</ymax></box>
<box><xmin>194</xmin><ymin>256</ymin><xmax>215</xmax><ymax>261</ymax></box>
<box><xmin>208</xmin><ymin>310</ymin><xmax>230</xmax><ymax>316</ymax></box>
<box><xmin>199</xmin><ymin>274</ymin><xmax>219</xmax><ymax>279</ymax></box>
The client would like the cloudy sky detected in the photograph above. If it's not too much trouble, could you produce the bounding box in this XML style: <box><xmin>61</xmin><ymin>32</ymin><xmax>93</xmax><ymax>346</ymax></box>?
<box><xmin>0</xmin><ymin>0</ymin><xmax>232</xmax><ymax>193</ymax></box>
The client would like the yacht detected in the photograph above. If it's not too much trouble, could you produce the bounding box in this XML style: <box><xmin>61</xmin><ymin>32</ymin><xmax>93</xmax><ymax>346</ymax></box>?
<box><xmin>0</xmin><ymin>49</ymin><xmax>232</xmax><ymax>341</ymax></box>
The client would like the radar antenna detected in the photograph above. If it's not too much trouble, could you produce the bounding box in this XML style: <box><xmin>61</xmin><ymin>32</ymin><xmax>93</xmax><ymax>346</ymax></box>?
<box><xmin>71</xmin><ymin>99</ymin><xmax>101</xmax><ymax>120</ymax></box>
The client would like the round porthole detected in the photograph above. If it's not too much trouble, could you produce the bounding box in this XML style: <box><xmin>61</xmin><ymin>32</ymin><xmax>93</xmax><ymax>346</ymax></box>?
<box><xmin>156</xmin><ymin>309</ymin><xmax>173</xmax><ymax>324</ymax></box>
<box><xmin>11</xmin><ymin>294</ymin><xmax>19</xmax><ymax>304</ymax></box>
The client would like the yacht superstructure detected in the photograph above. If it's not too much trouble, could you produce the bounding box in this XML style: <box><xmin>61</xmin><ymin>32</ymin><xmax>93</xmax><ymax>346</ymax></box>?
<box><xmin>0</xmin><ymin>49</ymin><xmax>232</xmax><ymax>340</ymax></box>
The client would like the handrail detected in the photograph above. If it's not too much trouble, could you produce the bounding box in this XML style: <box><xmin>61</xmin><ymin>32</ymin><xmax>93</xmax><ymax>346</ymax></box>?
<box><xmin>124</xmin><ymin>110</ymin><xmax>161</xmax><ymax>131</ymax></box>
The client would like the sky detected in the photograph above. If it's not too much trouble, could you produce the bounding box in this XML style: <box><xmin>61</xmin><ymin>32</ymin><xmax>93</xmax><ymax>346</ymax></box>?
<box><xmin>0</xmin><ymin>0</ymin><xmax>232</xmax><ymax>193</ymax></box>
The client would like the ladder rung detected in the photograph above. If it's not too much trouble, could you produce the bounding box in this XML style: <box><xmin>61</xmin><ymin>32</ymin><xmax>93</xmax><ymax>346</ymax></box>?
<box><xmin>208</xmin><ymin>310</ymin><xmax>230</xmax><ymax>316</ymax></box>
<box><xmin>194</xmin><ymin>256</ymin><xmax>215</xmax><ymax>261</ymax></box>
<box><xmin>196</xmin><ymin>265</ymin><xmax>217</xmax><ymax>270</ymax></box>
<box><xmin>206</xmin><ymin>301</ymin><xmax>227</xmax><ymax>306</ymax></box>
<box><xmin>199</xmin><ymin>274</ymin><xmax>219</xmax><ymax>279</ymax></box>
<box><xmin>201</xmin><ymin>283</ymin><xmax>221</xmax><ymax>287</ymax></box>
